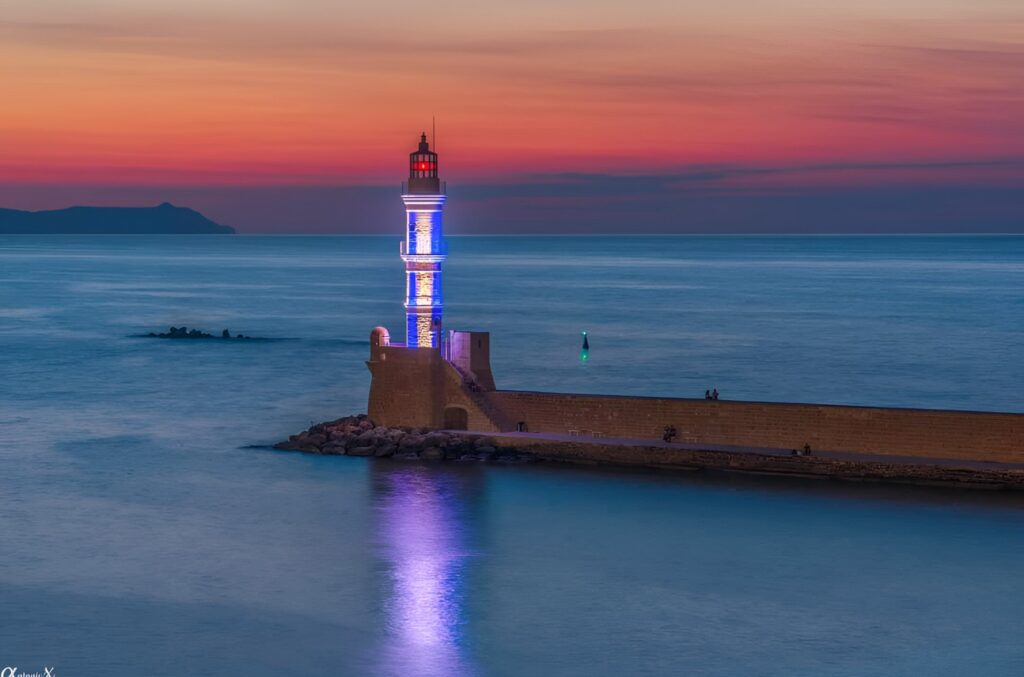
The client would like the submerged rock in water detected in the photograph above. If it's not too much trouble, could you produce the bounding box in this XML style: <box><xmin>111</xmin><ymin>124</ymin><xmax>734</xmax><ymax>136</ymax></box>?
<box><xmin>272</xmin><ymin>414</ymin><xmax>536</xmax><ymax>464</ymax></box>
<box><xmin>146</xmin><ymin>326</ymin><xmax>259</xmax><ymax>340</ymax></box>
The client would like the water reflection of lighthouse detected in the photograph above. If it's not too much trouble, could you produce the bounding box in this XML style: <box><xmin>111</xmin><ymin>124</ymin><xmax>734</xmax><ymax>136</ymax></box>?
<box><xmin>372</xmin><ymin>464</ymin><xmax>479</xmax><ymax>676</ymax></box>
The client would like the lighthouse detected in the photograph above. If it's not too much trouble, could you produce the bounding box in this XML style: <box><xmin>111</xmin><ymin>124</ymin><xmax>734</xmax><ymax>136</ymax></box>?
<box><xmin>401</xmin><ymin>132</ymin><xmax>447</xmax><ymax>349</ymax></box>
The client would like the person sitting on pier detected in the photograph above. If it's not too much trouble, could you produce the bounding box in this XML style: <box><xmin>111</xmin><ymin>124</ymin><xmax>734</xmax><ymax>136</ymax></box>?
<box><xmin>712</xmin><ymin>388</ymin><xmax>719</xmax><ymax>400</ymax></box>
<box><xmin>705</xmin><ymin>389</ymin><xmax>712</xmax><ymax>400</ymax></box>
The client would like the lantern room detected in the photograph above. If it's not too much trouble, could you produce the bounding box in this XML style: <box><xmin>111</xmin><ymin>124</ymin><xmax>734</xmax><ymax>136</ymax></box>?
<box><xmin>407</xmin><ymin>133</ymin><xmax>441</xmax><ymax>194</ymax></box>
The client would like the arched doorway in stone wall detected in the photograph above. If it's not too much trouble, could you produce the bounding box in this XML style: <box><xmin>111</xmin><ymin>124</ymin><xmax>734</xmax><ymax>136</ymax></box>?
<box><xmin>443</xmin><ymin>406</ymin><xmax>469</xmax><ymax>431</ymax></box>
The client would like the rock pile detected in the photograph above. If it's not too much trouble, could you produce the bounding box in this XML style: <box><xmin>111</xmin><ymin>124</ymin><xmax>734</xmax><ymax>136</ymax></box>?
<box><xmin>273</xmin><ymin>414</ymin><xmax>535</xmax><ymax>463</ymax></box>
<box><xmin>147</xmin><ymin>326</ymin><xmax>255</xmax><ymax>340</ymax></box>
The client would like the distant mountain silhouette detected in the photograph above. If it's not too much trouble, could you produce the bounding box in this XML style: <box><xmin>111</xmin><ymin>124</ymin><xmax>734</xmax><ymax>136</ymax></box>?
<box><xmin>0</xmin><ymin>202</ymin><xmax>234</xmax><ymax>234</ymax></box>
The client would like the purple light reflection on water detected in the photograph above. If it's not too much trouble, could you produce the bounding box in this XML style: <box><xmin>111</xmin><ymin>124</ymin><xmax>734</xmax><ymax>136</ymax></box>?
<box><xmin>373</xmin><ymin>464</ymin><xmax>478</xmax><ymax>676</ymax></box>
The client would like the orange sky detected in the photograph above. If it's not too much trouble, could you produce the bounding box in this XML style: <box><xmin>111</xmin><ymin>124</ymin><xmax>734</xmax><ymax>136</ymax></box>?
<box><xmin>2</xmin><ymin>0</ymin><xmax>1022</xmax><ymax>188</ymax></box>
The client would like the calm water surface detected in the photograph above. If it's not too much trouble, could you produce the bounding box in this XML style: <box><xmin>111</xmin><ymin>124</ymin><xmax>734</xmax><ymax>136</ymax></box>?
<box><xmin>1</xmin><ymin>235</ymin><xmax>1022</xmax><ymax>676</ymax></box>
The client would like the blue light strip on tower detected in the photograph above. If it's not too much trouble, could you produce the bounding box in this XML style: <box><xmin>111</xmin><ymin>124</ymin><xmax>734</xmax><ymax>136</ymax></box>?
<box><xmin>401</xmin><ymin>192</ymin><xmax>446</xmax><ymax>349</ymax></box>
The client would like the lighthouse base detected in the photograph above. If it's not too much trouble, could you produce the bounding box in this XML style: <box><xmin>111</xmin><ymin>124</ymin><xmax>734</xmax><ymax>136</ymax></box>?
<box><xmin>367</xmin><ymin>331</ymin><xmax>502</xmax><ymax>431</ymax></box>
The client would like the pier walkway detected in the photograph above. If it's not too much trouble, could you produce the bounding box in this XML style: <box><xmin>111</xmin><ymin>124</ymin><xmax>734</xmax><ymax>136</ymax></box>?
<box><xmin>452</xmin><ymin>430</ymin><xmax>1024</xmax><ymax>472</ymax></box>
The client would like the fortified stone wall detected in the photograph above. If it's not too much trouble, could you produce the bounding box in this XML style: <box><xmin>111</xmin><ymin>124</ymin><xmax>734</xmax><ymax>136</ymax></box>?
<box><xmin>366</xmin><ymin>329</ymin><xmax>1023</xmax><ymax>463</ymax></box>
<box><xmin>486</xmin><ymin>390</ymin><xmax>1024</xmax><ymax>463</ymax></box>
<box><xmin>367</xmin><ymin>343</ymin><xmax>501</xmax><ymax>432</ymax></box>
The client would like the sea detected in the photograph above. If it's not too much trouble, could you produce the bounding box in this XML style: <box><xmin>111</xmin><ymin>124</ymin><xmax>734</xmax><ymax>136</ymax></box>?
<box><xmin>1</xmin><ymin>235</ymin><xmax>1022</xmax><ymax>676</ymax></box>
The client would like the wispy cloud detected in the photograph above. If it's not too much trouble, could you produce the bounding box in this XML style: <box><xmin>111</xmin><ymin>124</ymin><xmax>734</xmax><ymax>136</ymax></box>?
<box><xmin>438</xmin><ymin>159</ymin><xmax>1020</xmax><ymax>212</ymax></box>
<box><xmin>868</xmin><ymin>43</ymin><xmax>1024</xmax><ymax>69</ymax></box>
<box><xmin>2</xmin><ymin>3</ymin><xmax>1022</xmax><ymax>187</ymax></box>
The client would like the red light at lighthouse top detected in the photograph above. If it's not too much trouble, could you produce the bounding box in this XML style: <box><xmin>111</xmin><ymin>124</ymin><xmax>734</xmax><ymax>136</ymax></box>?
<box><xmin>408</xmin><ymin>132</ymin><xmax>440</xmax><ymax>194</ymax></box>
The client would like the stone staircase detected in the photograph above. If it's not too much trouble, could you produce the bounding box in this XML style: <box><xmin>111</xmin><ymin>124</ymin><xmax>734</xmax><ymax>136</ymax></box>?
<box><xmin>445</xmin><ymin>361</ymin><xmax>514</xmax><ymax>432</ymax></box>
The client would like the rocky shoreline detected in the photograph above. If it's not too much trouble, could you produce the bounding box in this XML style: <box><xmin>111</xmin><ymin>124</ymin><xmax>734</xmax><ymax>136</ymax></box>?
<box><xmin>273</xmin><ymin>414</ymin><xmax>536</xmax><ymax>463</ymax></box>
<box><xmin>274</xmin><ymin>415</ymin><xmax>1024</xmax><ymax>490</ymax></box>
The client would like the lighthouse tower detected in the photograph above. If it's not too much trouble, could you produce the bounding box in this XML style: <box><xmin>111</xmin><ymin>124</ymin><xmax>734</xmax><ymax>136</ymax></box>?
<box><xmin>401</xmin><ymin>132</ymin><xmax>447</xmax><ymax>349</ymax></box>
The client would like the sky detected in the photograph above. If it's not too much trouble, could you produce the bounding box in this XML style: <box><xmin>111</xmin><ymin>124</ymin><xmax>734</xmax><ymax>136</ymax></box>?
<box><xmin>1</xmin><ymin>0</ymin><xmax>1022</xmax><ymax>233</ymax></box>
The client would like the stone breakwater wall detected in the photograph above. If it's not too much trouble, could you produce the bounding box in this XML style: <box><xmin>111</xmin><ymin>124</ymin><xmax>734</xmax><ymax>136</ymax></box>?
<box><xmin>365</xmin><ymin>342</ymin><xmax>1024</xmax><ymax>465</ymax></box>
<box><xmin>273</xmin><ymin>415</ymin><xmax>533</xmax><ymax>463</ymax></box>
<box><xmin>273</xmin><ymin>415</ymin><xmax>1024</xmax><ymax>489</ymax></box>
<box><xmin>487</xmin><ymin>391</ymin><xmax>1024</xmax><ymax>464</ymax></box>
<box><xmin>491</xmin><ymin>436</ymin><xmax>1024</xmax><ymax>490</ymax></box>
